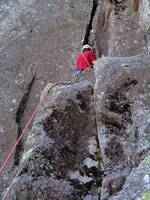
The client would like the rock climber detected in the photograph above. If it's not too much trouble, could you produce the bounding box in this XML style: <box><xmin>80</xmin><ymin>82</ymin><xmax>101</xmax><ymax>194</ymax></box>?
<box><xmin>76</xmin><ymin>44</ymin><xmax>96</xmax><ymax>78</ymax></box>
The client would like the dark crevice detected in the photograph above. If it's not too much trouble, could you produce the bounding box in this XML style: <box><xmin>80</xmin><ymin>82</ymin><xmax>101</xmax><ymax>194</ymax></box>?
<box><xmin>82</xmin><ymin>0</ymin><xmax>99</xmax><ymax>45</ymax></box>
<box><xmin>14</xmin><ymin>74</ymin><xmax>36</xmax><ymax>166</ymax></box>
<box><xmin>94</xmin><ymin>114</ymin><xmax>103</xmax><ymax>200</ymax></box>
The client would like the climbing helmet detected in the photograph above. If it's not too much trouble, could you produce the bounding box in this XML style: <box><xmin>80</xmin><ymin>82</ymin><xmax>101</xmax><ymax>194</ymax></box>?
<box><xmin>82</xmin><ymin>44</ymin><xmax>92</xmax><ymax>52</ymax></box>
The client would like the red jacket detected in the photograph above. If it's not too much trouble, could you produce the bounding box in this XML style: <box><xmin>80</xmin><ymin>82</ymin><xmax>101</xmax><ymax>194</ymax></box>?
<box><xmin>76</xmin><ymin>50</ymin><xmax>96</xmax><ymax>70</ymax></box>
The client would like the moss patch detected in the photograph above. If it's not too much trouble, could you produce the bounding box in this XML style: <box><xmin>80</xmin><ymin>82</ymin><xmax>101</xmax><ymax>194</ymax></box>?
<box><xmin>137</xmin><ymin>155</ymin><xmax>150</xmax><ymax>174</ymax></box>
<box><xmin>143</xmin><ymin>192</ymin><xmax>150</xmax><ymax>200</ymax></box>
<box><xmin>22</xmin><ymin>149</ymin><xmax>33</xmax><ymax>161</ymax></box>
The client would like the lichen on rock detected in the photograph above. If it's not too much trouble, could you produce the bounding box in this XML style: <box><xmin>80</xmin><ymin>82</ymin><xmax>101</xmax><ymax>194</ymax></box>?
<box><xmin>95</xmin><ymin>54</ymin><xmax>150</xmax><ymax>200</ymax></box>
<box><xmin>11</xmin><ymin>81</ymin><xmax>101</xmax><ymax>199</ymax></box>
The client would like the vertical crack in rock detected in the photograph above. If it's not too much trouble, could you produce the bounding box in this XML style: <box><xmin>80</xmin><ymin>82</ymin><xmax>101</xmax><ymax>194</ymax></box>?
<box><xmin>82</xmin><ymin>0</ymin><xmax>99</xmax><ymax>45</ymax></box>
<box><xmin>14</xmin><ymin>74</ymin><xmax>36</xmax><ymax>166</ymax></box>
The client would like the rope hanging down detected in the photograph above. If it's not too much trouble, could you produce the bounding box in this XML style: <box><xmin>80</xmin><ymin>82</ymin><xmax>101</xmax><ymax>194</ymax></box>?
<box><xmin>0</xmin><ymin>81</ymin><xmax>73</xmax><ymax>175</ymax></box>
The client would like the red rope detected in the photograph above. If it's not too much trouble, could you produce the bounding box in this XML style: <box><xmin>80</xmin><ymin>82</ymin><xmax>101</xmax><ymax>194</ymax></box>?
<box><xmin>0</xmin><ymin>81</ymin><xmax>72</xmax><ymax>175</ymax></box>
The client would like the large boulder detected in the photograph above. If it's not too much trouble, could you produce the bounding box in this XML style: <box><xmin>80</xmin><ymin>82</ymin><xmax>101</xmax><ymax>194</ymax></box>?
<box><xmin>95</xmin><ymin>55</ymin><xmax>150</xmax><ymax>200</ymax></box>
<box><xmin>0</xmin><ymin>0</ymin><xmax>96</xmax><ymax>195</ymax></box>
<box><xmin>11</xmin><ymin>81</ymin><xmax>101</xmax><ymax>199</ymax></box>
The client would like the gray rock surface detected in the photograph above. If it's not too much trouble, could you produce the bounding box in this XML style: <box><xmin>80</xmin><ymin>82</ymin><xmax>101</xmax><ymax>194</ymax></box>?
<box><xmin>1</xmin><ymin>0</ymin><xmax>150</xmax><ymax>199</ymax></box>
<box><xmin>96</xmin><ymin>0</ymin><xmax>147</xmax><ymax>57</ymax></box>
<box><xmin>0</xmin><ymin>0</ymin><xmax>96</xmax><ymax>196</ymax></box>
<box><xmin>94</xmin><ymin>55</ymin><xmax>150</xmax><ymax>200</ymax></box>
<box><xmin>139</xmin><ymin>0</ymin><xmax>150</xmax><ymax>52</ymax></box>
<box><xmin>12</xmin><ymin>176</ymin><xmax>76</xmax><ymax>200</ymax></box>
<box><xmin>11</xmin><ymin>81</ymin><xmax>101</xmax><ymax>199</ymax></box>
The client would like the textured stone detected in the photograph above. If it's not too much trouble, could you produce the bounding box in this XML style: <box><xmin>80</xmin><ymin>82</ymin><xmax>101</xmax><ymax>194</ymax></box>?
<box><xmin>94</xmin><ymin>55</ymin><xmax>150</xmax><ymax>200</ymax></box>
<box><xmin>96</xmin><ymin>0</ymin><xmax>147</xmax><ymax>57</ymax></box>
<box><xmin>12</xmin><ymin>176</ymin><xmax>75</xmax><ymax>200</ymax></box>
<box><xmin>1</xmin><ymin>0</ymin><xmax>150</xmax><ymax>199</ymax></box>
<box><xmin>11</xmin><ymin>81</ymin><xmax>101</xmax><ymax>199</ymax></box>
<box><xmin>0</xmin><ymin>0</ymin><xmax>95</xmax><ymax>196</ymax></box>
<box><xmin>139</xmin><ymin>0</ymin><xmax>150</xmax><ymax>52</ymax></box>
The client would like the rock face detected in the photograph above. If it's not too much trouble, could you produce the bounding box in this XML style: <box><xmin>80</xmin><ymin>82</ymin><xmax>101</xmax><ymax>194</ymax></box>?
<box><xmin>1</xmin><ymin>0</ymin><xmax>150</xmax><ymax>199</ymax></box>
<box><xmin>11</xmin><ymin>81</ymin><xmax>101</xmax><ymax>199</ymax></box>
<box><xmin>96</xmin><ymin>0</ymin><xmax>147</xmax><ymax>57</ymax></box>
<box><xmin>95</xmin><ymin>55</ymin><xmax>150</xmax><ymax>200</ymax></box>
<box><xmin>0</xmin><ymin>0</ymin><xmax>97</xmax><ymax>195</ymax></box>
<box><xmin>139</xmin><ymin>0</ymin><xmax>150</xmax><ymax>52</ymax></box>
<box><xmin>10</xmin><ymin>55</ymin><xmax>150</xmax><ymax>200</ymax></box>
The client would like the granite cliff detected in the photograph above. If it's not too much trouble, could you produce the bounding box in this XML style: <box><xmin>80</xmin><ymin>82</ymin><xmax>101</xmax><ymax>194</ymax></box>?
<box><xmin>0</xmin><ymin>0</ymin><xmax>150</xmax><ymax>200</ymax></box>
